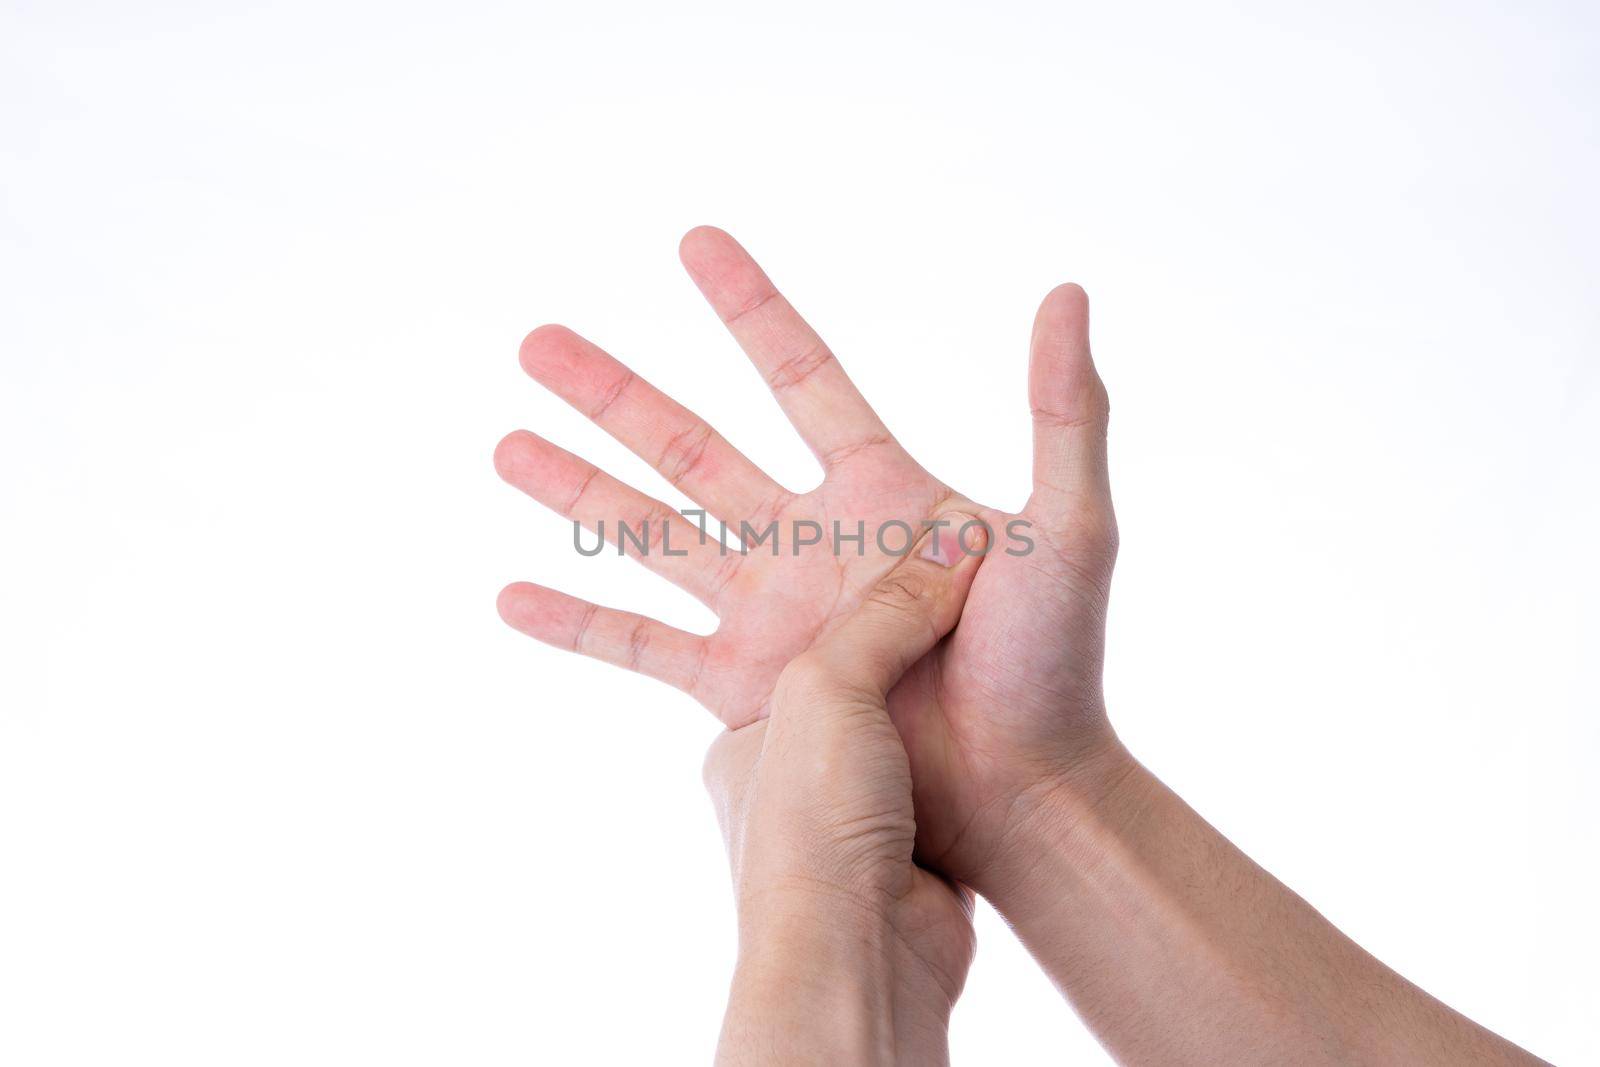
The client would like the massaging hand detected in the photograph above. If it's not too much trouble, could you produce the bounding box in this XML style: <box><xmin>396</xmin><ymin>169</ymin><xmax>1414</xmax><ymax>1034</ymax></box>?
<box><xmin>495</xmin><ymin>226</ymin><xmax>1118</xmax><ymax>886</ymax></box>
<box><xmin>702</xmin><ymin>518</ymin><xmax>986</xmax><ymax>1064</ymax></box>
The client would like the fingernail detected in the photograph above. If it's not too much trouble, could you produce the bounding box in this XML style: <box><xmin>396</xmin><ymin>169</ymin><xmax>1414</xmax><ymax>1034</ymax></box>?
<box><xmin>922</xmin><ymin>512</ymin><xmax>987</xmax><ymax>566</ymax></box>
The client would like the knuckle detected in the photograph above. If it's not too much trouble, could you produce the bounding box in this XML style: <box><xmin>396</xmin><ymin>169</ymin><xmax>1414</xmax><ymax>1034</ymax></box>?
<box><xmin>1100</xmin><ymin>513</ymin><xmax>1121</xmax><ymax>562</ymax></box>
<box><xmin>867</xmin><ymin>572</ymin><xmax>933</xmax><ymax>615</ymax></box>
<box><xmin>700</xmin><ymin>735</ymin><xmax>732</xmax><ymax>794</ymax></box>
<box><xmin>777</xmin><ymin>650</ymin><xmax>887</xmax><ymax>713</ymax></box>
<box><xmin>1090</xmin><ymin>510</ymin><xmax>1121</xmax><ymax>562</ymax></box>
<box><xmin>701</xmin><ymin>722</ymin><xmax>764</xmax><ymax>806</ymax></box>
<box><xmin>775</xmin><ymin>653</ymin><xmax>834</xmax><ymax>705</ymax></box>
<box><xmin>658</xmin><ymin>421</ymin><xmax>715</xmax><ymax>484</ymax></box>
<box><xmin>1089</xmin><ymin>382</ymin><xmax>1112</xmax><ymax>428</ymax></box>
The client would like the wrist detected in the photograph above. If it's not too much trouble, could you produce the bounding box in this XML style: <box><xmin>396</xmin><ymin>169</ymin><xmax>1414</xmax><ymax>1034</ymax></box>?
<box><xmin>720</xmin><ymin>884</ymin><xmax>953</xmax><ymax>1065</ymax></box>
<box><xmin>724</xmin><ymin>898</ymin><xmax>896</xmax><ymax>1062</ymax></box>
<box><xmin>969</xmin><ymin>735</ymin><xmax>1148</xmax><ymax>908</ymax></box>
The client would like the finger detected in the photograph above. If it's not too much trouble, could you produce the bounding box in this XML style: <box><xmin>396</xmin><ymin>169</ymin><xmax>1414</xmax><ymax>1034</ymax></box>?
<box><xmin>804</xmin><ymin>513</ymin><xmax>989</xmax><ymax>699</ymax></box>
<box><xmin>519</xmin><ymin>325</ymin><xmax>783</xmax><ymax>521</ymax></box>
<box><xmin>678</xmin><ymin>226</ymin><xmax>897</xmax><ymax>471</ymax></box>
<box><xmin>1027</xmin><ymin>283</ymin><xmax>1114</xmax><ymax>518</ymax></box>
<box><xmin>494</xmin><ymin>430</ymin><xmax>734</xmax><ymax>607</ymax></box>
<box><xmin>498</xmin><ymin>581</ymin><xmax>706</xmax><ymax>696</ymax></box>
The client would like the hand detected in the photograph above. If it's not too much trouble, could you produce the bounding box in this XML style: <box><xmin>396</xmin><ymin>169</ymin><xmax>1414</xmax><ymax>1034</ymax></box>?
<box><xmin>703</xmin><ymin>517</ymin><xmax>986</xmax><ymax>1064</ymax></box>
<box><xmin>496</xmin><ymin>232</ymin><xmax>1551</xmax><ymax>1067</ymax></box>
<box><xmin>495</xmin><ymin>227</ymin><xmax>1121</xmax><ymax>889</ymax></box>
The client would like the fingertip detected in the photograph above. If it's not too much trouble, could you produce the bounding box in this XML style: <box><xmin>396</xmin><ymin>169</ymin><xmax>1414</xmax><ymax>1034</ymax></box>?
<box><xmin>678</xmin><ymin>224</ymin><xmax>733</xmax><ymax>265</ymax></box>
<box><xmin>920</xmin><ymin>510</ymin><xmax>989</xmax><ymax>568</ymax></box>
<box><xmin>492</xmin><ymin>429</ymin><xmax>536</xmax><ymax>483</ymax></box>
<box><xmin>809</xmin><ymin>512</ymin><xmax>988</xmax><ymax>694</ymax></box>
<box><xmin>518</xmin><ymin>323</ymin><xmax>579</xmax><ymax>377</ymax></box>
<box><xmin>1045</xmin><ymin>281</ymin><xmax>1088</xmax><ymax>306</ymax></box>
<box><xmin>1029</xmin><ymin>281</ymin><xmax>1103</xmax><ymax>421</ymax></box>
<box><xmin>1033</xmin><ymin>283</ymin><xmax>1089</xmax><ymax>338</ymax></box>
<box><xmin>957</xmin><ymin>512</ymin><xmax>991</xmax><ymax>558</ymax></box>
<box><xmin>496</xmin><ymin>580</ymin><xmax>539</xmax><ymax>627</ymax></box>
<box><xmin>679</xmin><ymin>227</ymin><xmax>759</xmax><ymax>297</ymax></box>
<box><xmin>497</xmin><ymin>581</ymin><xmax>584</xmax><ymax>638</ymax></box>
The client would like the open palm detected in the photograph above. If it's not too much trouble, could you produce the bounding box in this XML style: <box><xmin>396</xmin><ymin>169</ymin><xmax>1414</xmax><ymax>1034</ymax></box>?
<box><xmin>496</xmin><ymin>227</ymin><xmax>1118</xmax><ymax>885</ymax></box>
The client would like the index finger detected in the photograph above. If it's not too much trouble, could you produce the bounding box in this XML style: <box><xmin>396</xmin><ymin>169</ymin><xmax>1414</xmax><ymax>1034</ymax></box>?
<box><xmin>678</xmin><ymin>226</ymin><xmax>899</xmax><ymax>472</ymax></box>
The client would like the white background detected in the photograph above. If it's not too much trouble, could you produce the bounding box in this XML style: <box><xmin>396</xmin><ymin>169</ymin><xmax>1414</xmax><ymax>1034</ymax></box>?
<box><xmin>3</xmin><ymin>1</ymin><xmax>1596</xmax><ymax>1063</ymax></box>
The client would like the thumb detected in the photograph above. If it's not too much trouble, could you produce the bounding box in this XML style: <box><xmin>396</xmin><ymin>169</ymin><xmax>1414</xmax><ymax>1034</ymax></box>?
<box><xmin>1028</xmin><ymin>283</ymin><xmax>1113</xmax><ymax>515</ymax></box>
<box><xmin>801</xmin><ymin>513</ymin><xmax>989</xmax><ymax>700</ymax></box>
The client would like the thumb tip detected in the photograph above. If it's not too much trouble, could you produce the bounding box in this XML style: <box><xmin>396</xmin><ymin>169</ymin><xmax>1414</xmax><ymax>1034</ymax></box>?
<box><xmin>922</xmin><ymin>512</ymin><xmax>989</xmax><ymax>566</ymax></box>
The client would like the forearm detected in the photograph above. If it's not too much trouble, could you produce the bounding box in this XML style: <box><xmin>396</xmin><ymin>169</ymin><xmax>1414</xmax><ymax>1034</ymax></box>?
<box><xmin>978</xmin><ymin>745</ymin><xmax>1546</xmax><ymax>1066</ymax></box>
<box><xmin>717</xmin><ymin>890</ymin><xmax>954</xmax><ymax>1065</ymax></box>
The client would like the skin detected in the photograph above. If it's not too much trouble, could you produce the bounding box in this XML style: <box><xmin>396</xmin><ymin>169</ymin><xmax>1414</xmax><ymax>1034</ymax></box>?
<box><xmin>703</xmin><ymin>519</ymin><xmax>987</xmax><ymax>1064</ymax></box>
<box><xmin>982</xmin><ymin>771</ymin><xmax>1551</xmax><ymax>1064</ymax></box>
<box><xmin>495</xmin><ymin>225</ymin><xmax>1118</xmax><ymax>892</ymax></box>
<box><xmin>497</xmin><ymin>228</ymin><xmax>1549</xmax><ymax>1065</ymax></box>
